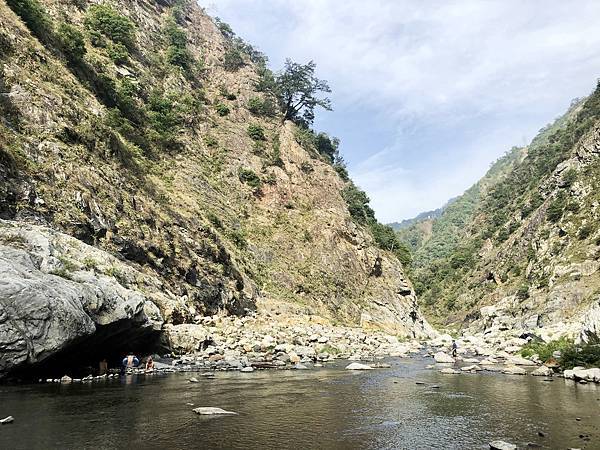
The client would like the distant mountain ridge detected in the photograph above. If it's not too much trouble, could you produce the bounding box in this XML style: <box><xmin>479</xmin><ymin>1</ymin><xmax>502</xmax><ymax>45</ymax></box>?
<box><xmin>388</xmin><ymin>199</ymin><xmax>456</xmax><ymax>231</ymax></box>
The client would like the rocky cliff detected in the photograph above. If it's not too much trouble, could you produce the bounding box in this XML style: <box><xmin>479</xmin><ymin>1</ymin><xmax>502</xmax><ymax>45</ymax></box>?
<box><xmin>398</xmin><ymin>91</ymin><xmax>600</xmax><ymax>343</ymax></box>
<box><xmin>0</xmin><ymin>0</ymin><xmax>432</xmax><ymax>378</ymax></box>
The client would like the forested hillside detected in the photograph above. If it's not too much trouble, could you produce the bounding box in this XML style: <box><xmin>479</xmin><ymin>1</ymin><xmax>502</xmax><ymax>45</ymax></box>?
<box><xmin>397</xmin><ymin>92</ymin><xmax>600</xmax><ymax>332</ymax></box>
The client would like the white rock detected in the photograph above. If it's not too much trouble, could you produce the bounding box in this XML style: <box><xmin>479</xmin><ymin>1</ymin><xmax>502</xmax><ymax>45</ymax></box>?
<box><xmin>462</xmin><ymin>358</ymin><xmax>480</xmax><ymax>363</ymax></box>
<box><xmin>188</xmin><ymin>377</ymin><xmax>199</xmax><ymax>383</ymax></box>
<box><xmin>461</xmin><ymin>365</ymin><xmax>482</xmax><ymax>372</ymax></box>
<box><xmin>434</xmin><ymin>352</ymin><xmax>455</xmax><ymax>363</ymax></box>
<box><xmin>193</xmin><ymin>407</ymin><xmax>237</xmax><ymax>415</ymax></box>
<box><xmin>565</xmin><ymin>367</ymin><xmax>600</xmax><ymax>382</ymax></box>
<box><xmin>0</xmin><ymin>416</ymin><xmax>14</xmax><ymax>424</ymax></box>
<box><xmin>507</xmin><ymin>356</ymin><xmax>536</xmax><ymax>366</ymax></box>
<box><xmin>240</xmin><ymin>367</ymin><xmax>254</xmax><ymax>373</ymax></box>
<box><xmin>345</xmin><ymin>363</ymin><xmax>373</xmax><ymax>370</ymax></box>
<box><xmin>502</xmin><ymin>366</ymin><xmax>526</xmax><ymax>375</ymax></box>
<box><xmin>480</xmin><ymin>357</ymin><xmax>498</xmax><ymax>365</ymax></box>
<box><xmin>531</xmin><ymin>366</ymin><xmax>553</xmax><ymax>377</ymax></box>
<box><xmin>489</xmin><ymin>440</ymin><xmax>516</xmax><ymax>450</ymax></box>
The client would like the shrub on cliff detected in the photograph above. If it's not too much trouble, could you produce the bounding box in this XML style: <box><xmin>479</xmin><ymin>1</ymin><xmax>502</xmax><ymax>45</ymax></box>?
<box><xmin>223</xmin><ymin>47</ymin><xmax>245</xmax><ymax>71</ymax></box>
<box><xmin>342</xmin><ymin>184</ymin><xmax>375</xmax><ymax>224</ymax></box>
<box><xmin>247</xmin><ymin>124</ymin><xmax>266</xmax><ymax>141</ymax></box>
<box><xmin>238</xmin><ymin>168</ymin><xmax>261</xmax><ymax>189</ymax></box>
<box><xmin>6</xmin><ymin>0</ymin><xmax>52</xmax><ymax>42</ymax></box>
<box><xmin>56</xmin><ymin>23</ymin><xmax>86</xmax><ymax>64</ymax></box>
<box><xmin>85</xmin><ymin>4</ymin><xmax>136</xmax><ymax>50</ymax></box>
<box><xmin>164</xmin><ymin>18</ymin><xmax>193</xmax><ymax>72</ymax></box>
<box><xmin>248</xmin><ymin>97</ymin><xmax>276</xmax><ymax>117</ymax></box>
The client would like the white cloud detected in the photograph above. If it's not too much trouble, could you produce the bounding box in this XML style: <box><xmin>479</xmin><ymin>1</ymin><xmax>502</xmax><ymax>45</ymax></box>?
<box><xmin>198</xmin><ymin>0</ymin><xmax>600</xmax><ymax>221</ymax></box>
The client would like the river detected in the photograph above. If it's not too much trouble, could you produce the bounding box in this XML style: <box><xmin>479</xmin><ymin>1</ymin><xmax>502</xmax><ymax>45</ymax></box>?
<box><xmin>0</xmin><ymin>357</ymin><xmax>598</xmax><ymax>449</ymax></box>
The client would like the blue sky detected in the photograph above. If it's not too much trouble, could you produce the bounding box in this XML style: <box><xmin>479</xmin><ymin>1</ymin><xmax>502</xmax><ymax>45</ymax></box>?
<box><xmin>198</xmin><ymin>0</ymin><xmax>600</xmax><ymax>222</ymax></box>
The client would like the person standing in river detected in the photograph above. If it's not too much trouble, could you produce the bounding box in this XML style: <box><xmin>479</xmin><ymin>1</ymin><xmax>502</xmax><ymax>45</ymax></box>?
<box><xmin>99</xmin><ymin>358</ymin><xmax>108</xmax><ymax>376</ymax></box>
<box><xmin>451</xmin><ymin>340</ymin><xmax>458</xmax><ymax>357</ymax></box>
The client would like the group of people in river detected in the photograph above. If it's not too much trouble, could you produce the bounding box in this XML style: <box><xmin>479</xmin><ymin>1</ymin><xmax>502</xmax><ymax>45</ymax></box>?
<box><xmin>96</xmin><ymin>353</ymin><xmax>155</xmax><ymax>376</ymax></box>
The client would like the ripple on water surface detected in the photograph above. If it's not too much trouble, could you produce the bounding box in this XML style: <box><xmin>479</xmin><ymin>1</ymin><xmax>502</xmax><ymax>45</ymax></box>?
<box><xmin>0</xmin><ymin>358</ymin><xmax>599</xmax><ymax>450</ymax></box>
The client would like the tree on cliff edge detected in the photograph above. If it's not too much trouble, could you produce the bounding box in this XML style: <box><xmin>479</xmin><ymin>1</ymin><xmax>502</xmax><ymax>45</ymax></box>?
<box><xmin>276</xmin><ymin>59</ymin><xmax>332</xmax><ymax>127</ymax></box>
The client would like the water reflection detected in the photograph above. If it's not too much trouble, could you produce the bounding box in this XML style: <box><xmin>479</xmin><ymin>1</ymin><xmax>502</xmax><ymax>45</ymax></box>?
<box><xmin>0</xmin><ymin>359</ymin><xmax>598</xmax><ymax>449</ymax></box>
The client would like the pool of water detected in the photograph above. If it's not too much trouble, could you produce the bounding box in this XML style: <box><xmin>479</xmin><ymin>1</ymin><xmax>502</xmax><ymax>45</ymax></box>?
<box><xmin>0</xmin><ymin>357</ymin><xmax>598</xmax><ymax>449</ymax></box>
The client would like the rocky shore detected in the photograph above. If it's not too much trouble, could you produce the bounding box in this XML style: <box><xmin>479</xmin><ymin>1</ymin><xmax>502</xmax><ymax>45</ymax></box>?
<box><xmin>31</xmin><ymin>313</ymin><xmax>600</xmax><ymax>385</ymax></box>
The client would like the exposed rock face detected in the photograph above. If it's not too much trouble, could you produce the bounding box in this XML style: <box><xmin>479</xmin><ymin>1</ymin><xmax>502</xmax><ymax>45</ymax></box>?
<box><xmin>0</xmin><ymin>0</ymin><xmax>436</xmax><ymax>377</ymax></box>
<box><xmin>0</xmin><ymin>220</ymin><xmax>164</xmax><ymax>378</ymax></box>
<box><xmin>0</xmin><ymin>0</ymin><xmax>434</xmax><ymax>355</ymax></box>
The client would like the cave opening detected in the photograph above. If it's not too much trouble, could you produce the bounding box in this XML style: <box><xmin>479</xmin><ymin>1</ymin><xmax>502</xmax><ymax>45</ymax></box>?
<box><xmin>13</xmin><ymin>321</ymin><xmax>166</xmax><ymax>381</ymax></box>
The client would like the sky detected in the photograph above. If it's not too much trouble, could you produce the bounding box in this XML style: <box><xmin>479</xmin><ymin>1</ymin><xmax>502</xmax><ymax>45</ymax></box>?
<box><xmin>197</xmin><ymin>0</ymin><xmax>600</xmax><ymax>222</ymax></box>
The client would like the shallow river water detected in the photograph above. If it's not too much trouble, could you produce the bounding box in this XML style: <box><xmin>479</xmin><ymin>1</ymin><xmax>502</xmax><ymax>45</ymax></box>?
<box><xmin>0</xmin><ymin>357</ymin><xmax>599</xmax><ymax>449</ymax></box>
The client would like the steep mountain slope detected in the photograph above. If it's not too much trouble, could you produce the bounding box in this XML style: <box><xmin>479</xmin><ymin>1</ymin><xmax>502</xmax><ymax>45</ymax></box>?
<box><xmin>0</xmin><ymin>0</ymin><xmax>432</xmax><ymax>377</ymax></box>
<box><xmin>398</xmin><ymin>146</ymin><xmax>524</xmax><ymax>271</ymax></box>
<box><xmin>399</xmin><ymin>91</ymin><xmax>600</xmax><ymax>339</ymax></box>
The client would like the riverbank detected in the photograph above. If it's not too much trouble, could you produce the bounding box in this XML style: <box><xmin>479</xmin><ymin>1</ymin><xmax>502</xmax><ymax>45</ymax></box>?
<box><xmin>28</xmin><ymin>310</ymin><xmax>599</xmax><ymax>385</ymax></box>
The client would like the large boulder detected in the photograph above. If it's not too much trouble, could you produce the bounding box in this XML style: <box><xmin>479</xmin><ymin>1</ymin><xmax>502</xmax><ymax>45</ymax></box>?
<box><xmin>564</xmin><ymin>367</ymin><xmax>600</xmax><ymax>382</ymax></box>
<box><xmin>434</xmin><ymin>352</ymin><xmax>455</xmax><ymax>363</ymax></box>
<box><xmin>0</xmin><ymin>221</ymin><xmax>164</xmax><ymax>379</ymax></box>
<box><xmin>531</xmin><ymin>366</ymin><xmax>553</xmax><ymax>377</ymax></box>
<box><xmin>163</xmin><ymin>324</ymin><xmax>209</xmax><ymax>354</ymax></box>
<box><xmin>502</xmin><ymin>366</ymin><xmax>526</xmax><ymax>375</ymax></box>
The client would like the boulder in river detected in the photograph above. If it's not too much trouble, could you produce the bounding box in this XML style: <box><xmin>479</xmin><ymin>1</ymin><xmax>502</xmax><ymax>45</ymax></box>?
<box><xmin>564</xmin><ymin>367</ymin><xmax>600</xmax><ymax>382</ymax></box>
<box><xmin>240</xmin><ymin>367</ymin><xmax>254</xmax><ymax>373</ymax></box>
<box><xmin>489</xmin><ymin>441</ymin><xmax>516</xmax><ymax>450</ymax></box>
<box><xmin>507</xmin><ymin>356</ymin><xmax>536</xmax><ymax>366</ymax></box>
<box><xmin>193</xmin><ymin>407</ymin><xmax>237</xmax><ymax>415</ymax></box>
<box><xmin>345</xmin><ymin>363</ymin><xmax>373</xmax><ymax>370</ymax></box>
<box><xmin>434</xmin><ymin>352</ymin><xmax>455</xmax><ymax>363</ymax></box>
<box><xmin>0</xmin><ymin>416</ymin><xmax>14</xmax><ymax>425</ymax></box>
<box><xmin>189</xmin><ymin>377</ymin><xmax>199</xmax><ymax>383</ymax></box>
<box><xmin>502</xmin><ymin>366</ymin><xmax>526</xmax><ymax>375</ymax></box>
<box><xmin>531</xmin><ymin>366</ymin><xmax>553</xmax><ymax>377</ymax></box>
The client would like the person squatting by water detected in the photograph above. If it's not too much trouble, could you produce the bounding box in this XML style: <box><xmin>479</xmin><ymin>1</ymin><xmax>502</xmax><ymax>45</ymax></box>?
<box><xmin>122</xmin><ymin>352</ymin><xmax>140</xmax><ymax>374</ymax></box>
<box><xmin>145</xmin><ymin>356</ymin><xmax>155</xmax><ymax>371</ymax></box>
